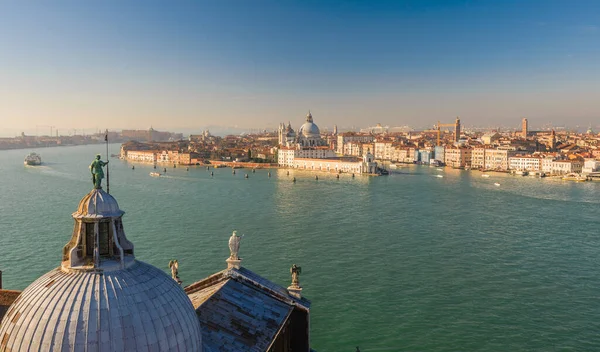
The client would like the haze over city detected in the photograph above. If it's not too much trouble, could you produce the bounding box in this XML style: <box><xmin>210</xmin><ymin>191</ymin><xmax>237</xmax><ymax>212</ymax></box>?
<box><xmin>1</xmin><ymin>0</ymin><xmax>599</xmax><ymax>137</ymax></box>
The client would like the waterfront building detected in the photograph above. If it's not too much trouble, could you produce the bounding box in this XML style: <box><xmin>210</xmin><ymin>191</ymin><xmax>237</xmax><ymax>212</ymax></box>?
<box><xmin>444</xmin><ymin>147</ymin><xmax>472</xmax><ymax>168</ymax></box>
<box><xmin>541</xmin><ymin>156</ymin><xmax>584</xmax><ymax>175</ymax></box>
<box><xmin>278</xmin><ymin>147</ymin><xmax>336</xmax><ymax>167</ymax></box>
<box><xmin>434</xmin><ymin>146</ymin><xmax>445</xmax><ymax>163</ymax></box>
<box><xmin>483</xmin><ymin>148</ymin><xmax>518</xmax><ymax>171</ymax></box>
<box><xmin>291</xmin><ymin>150</ymin><xmax>378</xmax><ymax>174</ymax></box>
<box><xmin>471</xmin><ymin>147</ymin><xmax>487</xmax><ymax>169</ymax></box>
<box><xmin>125</xmin><ymin>149</ymin><xmax>159</xmax><ymax>163</ymax></box>
<box><xmin>509</xmin><ymin>156</ymin><xmax>542</xmax><ymax>171</ymax></box>
<box><xmin>583</xmin><ymin>159</ymin><xmax>600</xmax><ymax>174</ymax></box>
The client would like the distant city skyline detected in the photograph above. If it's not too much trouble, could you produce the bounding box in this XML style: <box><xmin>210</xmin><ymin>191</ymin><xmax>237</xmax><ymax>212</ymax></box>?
<box><xmin>1</xmin><ymin>1</ymin><xmax>599</xmax><ymax>136</ymax></box>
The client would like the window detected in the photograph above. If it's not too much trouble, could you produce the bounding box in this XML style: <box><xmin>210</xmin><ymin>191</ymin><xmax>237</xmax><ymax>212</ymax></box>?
<box><xmin>98</xmin><ymin>222</ymin><xmax>110</xmax><ymax>256</ymax></box>
<box><xmin>85</xmin><ymin>223</ymin><xmax>95</xmax><ymax>256</ymax></box>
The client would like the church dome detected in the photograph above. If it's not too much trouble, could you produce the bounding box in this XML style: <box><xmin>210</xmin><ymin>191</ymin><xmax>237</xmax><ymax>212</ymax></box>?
<box><xmin>0</xmin><ymin>187</ymin><xmax>203</xmax><ymax>351</ymax></box>
<box><xmin>298</xmin><ymin>112</ymin><xmax>320</xmax><ymax>137</ymax></box>
<box><xmin>0</xmin><ymin>262</ymin><xmax>202</xmax><ymax>351</ymax></box>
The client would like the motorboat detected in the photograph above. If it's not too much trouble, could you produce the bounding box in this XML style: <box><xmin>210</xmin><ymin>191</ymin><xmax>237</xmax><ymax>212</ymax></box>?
<box><xmin>481</xmin><ymin>174</ymin><xmax>490</xmax><ymax>178</ymax></box>
<box><xmin>514</xmin><ymin>170</ymin><xmax>528</xmax><ymax>176</ymax></box>
<box><xmin>562</xmin><ymin>173</ymin><xmax>587</xmax><ymax>182</ymax></box>
<box><xmin>494</xmin><ymin>182</ymin><xmax>501</xmax><ymax>186</ymax></box>
<box><xmin>435</xmin><ymin>175</ymin><xmax>444</xmax><ymax>178</ymax></box>
<box><xmin>24</xmin><ymin>152</ymin><xmax>42</xmax><ymax>166</ymax></box>
<box><xmin>150</xmin><ymin>172</ymin><xmax>161</xmax><ymax>177</ymax></box>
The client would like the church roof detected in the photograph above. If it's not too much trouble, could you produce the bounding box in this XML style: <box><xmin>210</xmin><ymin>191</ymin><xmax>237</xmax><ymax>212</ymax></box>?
<box><xmin>185</xmin><ymin>267</ymin><xmax>310</xmax><ymax>351</ymax></box>
<box><xmin>0</xmin><ymin>262</ymin><xmax>202</xmax><ymax>352</ymax></box>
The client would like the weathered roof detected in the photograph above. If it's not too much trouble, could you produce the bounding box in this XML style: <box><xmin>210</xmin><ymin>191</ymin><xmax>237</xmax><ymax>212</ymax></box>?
<box><xmin>0</xmin><ymin>261</ymin><xmax>202</xmax><ymax>352</ymax></box>
<box><xmin>73</xmin><ymin>188</ymin><xmax>125</xmax><ymax>219</ymax></box>
<box><xmin>0</xmin><ymin>290</ymin><xmax>21</xmax><ymax>322</ymax></box>
<box><xmin>185</xmin><ymin>267</ymin><xmax>310</xmax><ymax>351</ymax></box>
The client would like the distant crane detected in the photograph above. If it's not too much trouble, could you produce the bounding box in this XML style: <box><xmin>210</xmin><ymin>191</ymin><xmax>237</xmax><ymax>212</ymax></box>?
<box><xmin>426</xmin><ymin>117</ymin><xmax>461</xmax><ymax>146</ymax></box>
<box><xmin>36</xmin><ymin>125</ymin><xmax>56</xmax><ymax>137</ymax></box>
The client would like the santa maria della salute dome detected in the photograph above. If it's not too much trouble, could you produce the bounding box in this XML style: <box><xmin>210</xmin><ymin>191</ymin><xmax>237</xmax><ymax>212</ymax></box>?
<box><xmin>0</xmin><ymin>160</ymin><xmax>313</xmax><ymax>352</ymax></box>
<box><xmin>278</xmin><ymin>111</ymin><xmax>328</xmax><ymax>147</ymax></box>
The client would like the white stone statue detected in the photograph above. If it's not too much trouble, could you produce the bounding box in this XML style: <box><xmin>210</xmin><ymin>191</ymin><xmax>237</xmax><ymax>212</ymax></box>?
<box><xmin>228</xmin><ymin>231</ymin><xmax>244</xmax><ymax>260</ymax></box>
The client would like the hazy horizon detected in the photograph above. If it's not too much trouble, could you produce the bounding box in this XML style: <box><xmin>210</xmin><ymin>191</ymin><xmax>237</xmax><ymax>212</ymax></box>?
<box><xmin>1</xmin><ymin>1</ymin><xmax>599</xmax><ymax>136</ymax></box>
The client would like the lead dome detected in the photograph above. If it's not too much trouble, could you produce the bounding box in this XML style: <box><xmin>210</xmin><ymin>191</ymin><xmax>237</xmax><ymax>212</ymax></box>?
<box><xmin>0</xmin><ymin>188</ymin><xmax>203</xmax><ymax>351</ymax></box>
<box><xmin>298</xmin><ymin>111</ymin><xmax>321</xmax><ymax>138</ymax></box>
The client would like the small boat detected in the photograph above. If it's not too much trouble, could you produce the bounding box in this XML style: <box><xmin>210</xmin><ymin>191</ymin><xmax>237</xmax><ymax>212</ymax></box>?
<box><xmin>24</xmin><ymin>152</ymin><xmax>42</xmax><ymax>166</ymax></box>
<box><xmin>150</xmin><ymin>172</ymin><xmax>161</xmax><ymax>177</ymax></box>
<box><xmin>389</xmin><ymin>164</ymin><xmax>398</xmax><ymax>169</ymax></box>
<box><xmin>245</xmin><ymin>174</ymin><xmax>249</xmax><ymax>178</ymax></box>
<box><xmin>436</xmin><ymin>168</ymin><xmax>443</xmax><ymax>171</ymax></box>
<box><xmin>481</xmin><ymin>174</ymin><xmax>490</xmax><ymax>178</ymax></box>
<box><xmin>210</xmin><ymin>171</ymin><xmax>214</xmax><ymax>176</ymax></box>
<box><xmin>514</xmin><ymin>170</ymin><xmax>528</xmax><ymax>176</ymax></box>
<box><xmin>435</xmin><ymin>175</ymin><xmax>444</xmax><ymax>178</ymax></box>
<box><xmin>562</xmin><ymin>173</ymin><xmax>587</xmax><ymax>182</ymax></box>
<box><xmin>494</xmin><ymin>182</ymin><xmax>500</xmax><ymax>186</ymax></box>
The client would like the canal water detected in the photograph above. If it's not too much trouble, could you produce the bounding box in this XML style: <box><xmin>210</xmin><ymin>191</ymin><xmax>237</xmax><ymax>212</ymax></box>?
<box><xmin>1</xmin><ymin>144</ymin><xmax>600</xmax><ymax>351</ymax></box>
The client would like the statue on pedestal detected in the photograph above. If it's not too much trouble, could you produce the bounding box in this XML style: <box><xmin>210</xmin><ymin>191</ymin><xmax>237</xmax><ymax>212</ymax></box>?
<box><xmin>90</xmin><ymin>154</ymin><xmax>109</xmax><ymax>189</ymax></box>
<box><xmin>290</xmin><ymin>264</ymin><xmax>301</xmax><ymax>288</ymax></box>
<box><xmin>228</xmin><ymin>231</ymin><xmax>244</xmax><ymax>260</ymax></box>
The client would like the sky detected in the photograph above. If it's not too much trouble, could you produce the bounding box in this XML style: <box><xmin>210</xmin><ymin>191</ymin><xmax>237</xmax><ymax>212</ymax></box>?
<box><xmin>0</xmin><ymin>0</ymin><xmax>599</xmax><ymax>136</ymax></box>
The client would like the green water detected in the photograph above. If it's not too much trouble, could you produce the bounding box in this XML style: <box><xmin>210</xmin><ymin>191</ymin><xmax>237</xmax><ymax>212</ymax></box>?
<box><xmin>1</xmin><ymin>144</ymin><xmax>600</xmax><ymax>351</ymax></box>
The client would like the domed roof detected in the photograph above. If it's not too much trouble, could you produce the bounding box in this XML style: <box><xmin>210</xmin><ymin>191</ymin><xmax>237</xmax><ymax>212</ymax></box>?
<box><xmin>74</xmin><ymin>188</ymin><xmax>123</xmax><ymax>219</ymax></box>
<box><xmin>298</xmin><ymin>111</ymin><xmax>320</xmax><ymax>137</ymax></box>
<box><xmin>0</xmin><ymin>186</ymin><xmax>203</xmax><ymax>351</ymax></box>
<box><xmin>0</xmin><ymin>261</ymin><xmax>203</xmax><ymax>351</ymax></box>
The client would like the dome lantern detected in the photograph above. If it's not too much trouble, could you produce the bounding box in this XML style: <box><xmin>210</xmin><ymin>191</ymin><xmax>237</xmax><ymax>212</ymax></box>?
<box><xmin>63</xmin><ymin>188</ymin><xmax>134</xmax><ymax>271</ymax></box>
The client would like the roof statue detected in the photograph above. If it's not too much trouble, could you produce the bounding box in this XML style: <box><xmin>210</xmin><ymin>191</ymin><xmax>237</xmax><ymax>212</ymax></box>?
<box><xmin>169</xmin><ymin>259</ymin><xmax>182</xmax><ymax>285</ymax></box>
<box><xmin>226</xmin><ymin>231</ymin><xmax>244</xmax><ymax>269</ymax></box>
<box><xmin>290</xmin><ymin>264</ymin><xmax>301</xmax><ymax>288</ymax></box>
<box><xmin>228</xmin><ymin>231</ymin><xmax>243</xmax><ymax>260</ymax></box>
<box><xmin>90</xmin><ymin>154</ymin><xmax>109</xmax><ymax>189</ymax></box>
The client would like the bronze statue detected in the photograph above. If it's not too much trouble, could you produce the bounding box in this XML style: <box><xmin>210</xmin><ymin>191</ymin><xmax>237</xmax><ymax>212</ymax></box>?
<box><xmin>90</xmin><ymin>154</ymin><xmax>109</xmax><ymax>189</ymax></box>
<box><xmin>290</xmin><ymin>264</ymin><xmax>301</xmax><ymax>287</ymax></box>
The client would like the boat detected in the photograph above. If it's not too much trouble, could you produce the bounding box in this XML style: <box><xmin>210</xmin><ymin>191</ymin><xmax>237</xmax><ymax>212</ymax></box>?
<box><xmin>481</xmin><ymin>174</ymin><xmax>490</xmax><ymax>178</ymax></box>
<box><xmin>562</xmin><ymin>173</ymin><xmax>587</xmax><ymax>182</ymax></box>
<box><xmin>435</xmin><ymin>175</ymin><xmax>444</xmax><ymax>178</ymax></box>
<box><xmin>514</xmin><ymin>170</ymin><xmax>528</xmax><ymax>176</ymax></box>
<box><xmin>436</xmin><ymin>168</ymin><xmax>443</xmax><ymax>171</ymax></box>
<box><xmin>389</xmin><ymin>164</ymin><xmax>398</xmax><ymax>169</ymax></box>
<box><xmin>149</xmin><ymin>172</ymin><xmax>161</xmax><ymax>177</ymax></box>
<box><xmin>494</xmin><ymin>182</ymin><xmax>501</xmax><ymax>186</ymax></box>
<box><xmin>24</xmin><ymin>152</ymin><xmax>42</xmax><ymax>166</ymax></box>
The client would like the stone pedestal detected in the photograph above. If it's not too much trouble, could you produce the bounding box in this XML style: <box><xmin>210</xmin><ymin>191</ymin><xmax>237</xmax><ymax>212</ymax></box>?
<box><xmin>226</xmin><ymin>257</ymin><xmax>241</xmax><ymax>270</ymax></box>
<box><xmin>287</xmin><ymin>285</ymin><xmax>302</xmax><ymax>299</ymax></box>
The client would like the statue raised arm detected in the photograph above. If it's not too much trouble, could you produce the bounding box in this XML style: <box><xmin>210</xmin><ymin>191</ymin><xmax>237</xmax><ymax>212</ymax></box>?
<box><xmin>90</xmin><ymin>154</ymin><xmax>109</xmax><ymax>189</ymax></box>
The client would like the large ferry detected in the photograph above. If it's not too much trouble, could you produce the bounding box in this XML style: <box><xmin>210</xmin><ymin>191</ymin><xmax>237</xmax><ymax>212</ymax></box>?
<box><xmin>24</xmin><ymin>152</ymin><xmax>42</xmax><ymax>166</ymax></box>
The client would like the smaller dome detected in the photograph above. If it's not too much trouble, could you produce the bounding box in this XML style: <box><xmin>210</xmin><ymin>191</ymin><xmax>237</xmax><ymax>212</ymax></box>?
<box><xmin>74</xmin><ymin>188</ymin><xmax>124</xmax><ymax>219</ymax></box>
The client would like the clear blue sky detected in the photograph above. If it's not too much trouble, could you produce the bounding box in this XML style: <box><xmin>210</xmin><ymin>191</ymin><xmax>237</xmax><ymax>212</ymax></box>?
<box><xmin>0</xmin><ymin>0</ymin><xmax>598</xmax><ymax>135</ymax></box>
